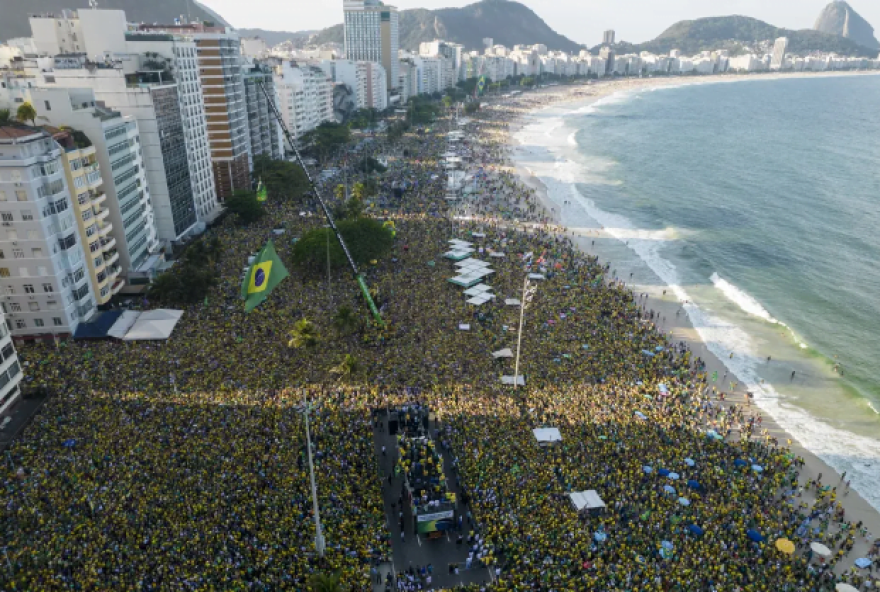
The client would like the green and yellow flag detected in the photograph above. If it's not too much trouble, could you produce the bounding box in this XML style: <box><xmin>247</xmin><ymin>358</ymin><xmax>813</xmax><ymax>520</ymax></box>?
<box><xmin>256</xmin><ymin>179</ymin><xmax>268</xmax><ymax>203</ymax></box>
<box><xmin>241</xmin><ymin>240</ymin><xmax>288</xmax><ymax>313</ymax></box>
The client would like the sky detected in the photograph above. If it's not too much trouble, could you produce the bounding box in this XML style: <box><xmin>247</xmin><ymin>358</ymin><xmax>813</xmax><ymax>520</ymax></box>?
<box><xmin>201</xmin><ymin>0</ymin><xmax>880</xmax><ymax>46</ymax></box>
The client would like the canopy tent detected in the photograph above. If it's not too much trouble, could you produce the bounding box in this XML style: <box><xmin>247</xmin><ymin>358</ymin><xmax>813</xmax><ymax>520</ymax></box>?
<box><xmin>505</xmin><ymin>299</ymin><xmax>522</xmax><ymax>306</ymax></box>
<box><xmin>464</xmin><ymin>284</ymin><xmax>493</xmax><ymax>297</ymax></box>
<box><xmin>449</xmin><ymin>275</ymin><xmax>484</xmax><ymax>288</ymax></box>
<box><xmin>119</xmin><ymin>310</ymin><xmax>184</xmax><ymax>341</ymax></box>
<box><xmin>107</xmin><ymin>310</ymin><xmax>140</xmax><ymax>340</ymax></box>
<box><xmin>492</xmin><ymin>348</ymin><xmax>514</xmax><ymax>359</ymax></box>
<box><xmin>73</xmin><ymin>310</ymin><xmax>124</xmax><ymax>340</ymax></box>
<box><xmin>444</xmin><ymin>250</ymin><xmax>472</xmax><ymax>261</ymax></box>
<box><xmin>528</xmin><ymin>273</ymin><xmax>546</xmax><ymax>281</ymax></box>
<box><xmin>489</xmin><ymin>252</ymin><xmax>506</xmax><ymax>258</ymax></box>
<box><xmin>467</xmin><ymin>295</ymin><xmax>494</xmax><ymax>306</ymax></box>
<box><xmin>533</xmin><ymin>427</ymin><xmax>562</xmax><ymax>444</ymax></box>
<box><xmin>501</xmin><ymin>375</ymin><xmax>525</xmax><ymax>386</ymax></box>
<box><xmin>836</xmin><ymin>585</ymin><xmax>860</xmax><ymax>592</ymax></box>
<box><xmin>569</xmin><ymin>490</ymin><xmax>606</xmax><ymax>511</ymax></box>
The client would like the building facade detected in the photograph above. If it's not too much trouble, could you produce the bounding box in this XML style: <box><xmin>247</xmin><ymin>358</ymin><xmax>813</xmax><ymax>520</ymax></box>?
<box><xmin>276</xmin><ymin>62</ymin><xmax>334</xmax><ymax>140</ymax></box>
<box><xmin>0</xmin><ymin>126</ymin><xmax>96</xmax><ymax>338</ymax></box>
<box><xmin>771</xmin><ymin>37</ymin><xmax>789</xmax><ymax>70</ymax></box>
<box><xmin>0</xmin><ymin>312</ymin><xmax>23</xmax><ymax>416</ymax></box>
<box><xmin>343</xmin><ymin>0</ymin><xmax>399</xmax><ymax>93</ymax></box>
<box><xmin>242</xmin><ymin>64</ymin><xmax>283</xmax><ymax>160</ymax></box>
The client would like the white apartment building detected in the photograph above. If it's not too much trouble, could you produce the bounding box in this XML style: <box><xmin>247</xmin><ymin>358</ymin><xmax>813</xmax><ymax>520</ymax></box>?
<box><xmin>124</xmin><ymin>35</ymin><xmax>220</xmax><ymax>223</ymax></box>
<box><xmin>322</xmin><ymin>59</ymin><xmax>386</xmax><ymax>110</ymax></box>
<box><xmin>771</xmin><ymin>37</ymin><xmax>789</xmax><ymax>70</ymax></box>
<box><xmin>275</xmin><ymin>62</ymin><xmax>334</xmax><ymax>140</ymax></box>
<box><xmin>241</xmin><ymin>37</ymin><xmax>269</xmax><ymax>59</ymax></box>
<box><xmin>30</xmin><ymin>10</ymin><xmax>128</xmax><ymax>58</ymax></box>
<box><xmin>242</xmin><ymin>64</ymin><xmax>283</xmax><ymax>160</ymax></box>
<box><xmin>412</xmin><ymin>56</ymin><xmax>443</xmax><ymax>96</ymax></box>
<box><xmin>0</xmin><ymin>126</ymin><xmax>96</xmax><ymax>338</ymax></box>
<box><xmin>0</xmin><ymin>312</ymin><xmax>23</xmax><ymax>416</ymax></box>
<box><xmin>343</xmin><ymin>0</ymin><xmax>399</xmax><ymax>93</ymax></box>
<box><xmin>398</xmin><ymin>59</ymin><xmax>418</xmax><ymax>102</ymax></box>
<box><xmin>419</xmin><ymin>40</ymin><xmax>464</xmax><ymax>83</ymax></box>
<box><xmin>28</xmin><ymin>87</ymin><xmax>160</xmax><ymax>283</ymax></box>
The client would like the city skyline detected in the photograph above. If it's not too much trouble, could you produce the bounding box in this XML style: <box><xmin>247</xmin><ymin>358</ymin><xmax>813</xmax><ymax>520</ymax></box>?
<box><xmin>200</xmin><ymin>0</ymin><xmax>880</xmax><ymax>48</ymax></box>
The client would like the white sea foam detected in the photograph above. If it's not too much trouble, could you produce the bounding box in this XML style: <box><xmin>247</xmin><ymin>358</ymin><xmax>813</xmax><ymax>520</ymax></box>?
<box><xmin>511</xmin><ymin>99</ymin><xmax>880</xmax><ymax>513</ymax></box>
<box><xmin>710</xmin><ymin>273</ymin><xmax>781</xmax><ymax>324</ymax></box>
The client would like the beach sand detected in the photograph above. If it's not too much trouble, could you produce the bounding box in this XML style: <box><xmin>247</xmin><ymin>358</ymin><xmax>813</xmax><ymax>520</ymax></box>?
<box><xmin>497</xmin><ymin>74</ymin><xmax>880</xmax><ymax>573</ymax></box>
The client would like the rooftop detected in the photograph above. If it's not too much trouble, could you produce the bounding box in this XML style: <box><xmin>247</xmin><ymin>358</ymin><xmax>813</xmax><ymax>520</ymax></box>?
<box><xmin>0</xmin><ymin>125</ymin><xmax>45</xmax><ymax>142</ymax></box>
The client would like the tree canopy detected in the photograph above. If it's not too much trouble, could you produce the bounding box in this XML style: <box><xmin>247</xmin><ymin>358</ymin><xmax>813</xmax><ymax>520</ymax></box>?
<box><xmin>301</xmin><ymin>122</ymin><xmax>351</xmax><ymax>163</ymax></box>
<box><xmin>292</xmin><ymin>218</ymin><xmax>394</xmax><ymax>273</ymax></box>
<box><xmin>225</xmin><ymin>190</ymin><xmax>264</xmax><ymax>225</ymax></box>
<box><xmin>252</xmin><ymin>155</ymin><xmax>310</xmax><ymax>204</ymax></box>
<box><xmin>148</xmin><ymin>236</ymin><xmax>222</xmax><ymax>304</ymax></box>
<box><xmin>16</xmin><ymin>102</ymin><xmax>36</xmax><ymax>126</ymax></box>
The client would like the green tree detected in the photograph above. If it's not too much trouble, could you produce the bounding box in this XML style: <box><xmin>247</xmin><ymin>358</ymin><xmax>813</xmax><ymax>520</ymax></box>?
<box><xmin>464</xmin><ymin>101</ymin><xmax>481</xmax><ymax>115</ymax></box>
<box><xmin>225</xmin><ymin>190</ymin><xmax>264</xmax><ymax>225</ymax></box>
<box><xmin>442</xmin><ymin>95</ymin><xmax>453</xmax><ymax>110</ymax></box>
<box><xmin>16</xmin><ymin>102</ymin><xmax>37</xmax><ymax>126</ymax></box>
<box><xmin>288</xmin><ymin>319</ymin><xmax>319</xmax><ymax>349</ymax></box>
<box><xmin>330</xmin><ymin>354</ymin><xmax>359</xmax><ymax>381</ymax></box>
<box><xmin>292</xmin><ymin>218</ymin><xmax>394</xmax><ymax>273</ymax></box>
<box><xmin>333</xmin><ymin>184</ymin><xmax>346</xmax><ymax>201</ymax></box>
<box><xmin>308</xmin><ymin>572</ymin><xmax>343</xmax><ymax>592</ymax></box>
<box><xmin>345</xmin><ymin>196</ymin><xmax>364</xmax><ymax>220</ymax></box>
<box><xmin>0</xmin><ymin>109</ymin><xmax>11</xmax><ymax>125</ymax></box>
<box><xmin>252</xmin><ymin>155</ymin><xmax>310</xmax><ymax>203</ymax></box>
<box><xmin>147</xmin><ymin>236</ymin><xmax>221</xmax><ymax>304</ymax></box>
<box><xmin>351</xmin><ymin>182</ymin><xmax>366</xmax><ymax>201</ymax></box>
<box><xmin>301</xmin><ymin>122</ymin><xmax>351</xmax><ymax>163</ymax></box>
<box><xmin>333</xmin><ymin>305</ymin><xmax>360</xmax><ymax>334</ymax></box>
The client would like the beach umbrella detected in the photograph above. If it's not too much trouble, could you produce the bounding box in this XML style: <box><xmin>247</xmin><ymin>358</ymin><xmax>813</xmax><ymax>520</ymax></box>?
<box><xmin>706</xmin><ymin>430</ymin><xmax>720</xmax><ymax>439</ymax></box>
<box><xmin>687</xmin><ymin>480</ymin><xmax>701</xmax><ymax>490</ymax></box>
<box><xmin>746</xmin><ymin>529</ymin><xmax>764</xmax><ymax>543</ymax></box>
<box><xmin>733</xmin><ymin>459</ymin><xmax>748</xmax><ymax>468</ymax></box>
<box><xmin>687</xmin><ymin>524</ymin><xmax>704</xmax><ymax>536</ymax></box>
<box><xmin>658</xmin><ymin>468</ymin><xmax>671</xmax><ymax>477</ymax></box>
<box><xmin>634</xmin><ymin>411</ymin><xmax>648</xmax><ymax>420</ymax></box>
<box><xmin>594</xmin><ymin>531</ymin><xmax>607</xmax><ymax>542</ymax></box>
<box><xmin>854</xmin><ymin>558</ymin><xmax>873</xmax><ymax>568</ymax></box>
<box><xmin>677</xmin><ymin>497</ymin><xmax>690</xmax><ymax>506</ymax></box>
<box><xmin>836</xmin><ymin>585</ymin><xmax>860</xmax><ymax>592</ymax></box>
<box><xmin>661</xmin><ymin>541</ymin><xmax>674</xmax><ymax>550</ymax></box>
<box><xmin>810</xmin><ymin>542</ymin><xmax>832</xmax><ymax>557</ymax></box>
<box><xmin>62</xmin><ymin>439</ymin><xmax>76</xmax><ymax>448</ymax></box>
<box><xmin>643</xmin><ymin>466</ymin><xmax>653</xmax><ymax>474</ymax></box>
<box><xmin>775</xmin><ymin>538</ymin><xmax>795</xmax><ymax>555</ymax></box>
<box><xmin>663</xmin><ymin>485</ymin><xmax>676</xmax><ymax>495</ymax></box>
<box><xmin>752</xmin><ymin>464</ymin><xmax>764</xmax><ymax>472</ymax></box>
<box><xmin>684</xmin><ymin>458</ymin><xmax>695</xmax><ymax>467</ymax></box>
<box><xmin>655</xmin><ymin>346</ymin><xmax>665</xmax><ymax>351</ymax></box>
<box><xmin>641</xmin><ymin>350</ymin><xmax>656</xmax><ymax>357</ymax></box>
<box><xmin>668</xmin><ymin>472</ymin><xmax>680</xmax><ymax>481</ymax></box>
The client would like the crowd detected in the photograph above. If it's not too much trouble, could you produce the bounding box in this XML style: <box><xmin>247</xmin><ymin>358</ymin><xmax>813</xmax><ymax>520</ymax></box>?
<box><xmin>1</xmin><ymin>85</ymin><xmax>875</xmax><ymax>591</ymax></box>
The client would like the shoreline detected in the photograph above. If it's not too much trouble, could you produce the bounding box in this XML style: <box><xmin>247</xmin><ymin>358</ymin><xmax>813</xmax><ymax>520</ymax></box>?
<box><xmin>495</xmin><ymin>76</ymin><xmax>880</xmax><ymax>572</ymax></box>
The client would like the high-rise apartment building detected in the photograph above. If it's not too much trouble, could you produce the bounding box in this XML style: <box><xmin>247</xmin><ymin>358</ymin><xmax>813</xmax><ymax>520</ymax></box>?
<box><xmin>52</xmin><ymin>128</ymin><xmax>124</xmax><ymax>304</ymax></box>
<box><xmin>0</xmin><ymin>126</ymin><xmax>96</xmax><ymax>338</ymax></box>
<box><xmin>275</xmin><ymin>62</ymin><xmax>335</xmax><ymax>141</ymax></box>
<box><xmin>771</xmin><ymin>37</ymin><xmax>789</xmax><ymax>70</ymax></box>
<box><xmin>242</xmin><ymin>64</ymin><xmax>283</xmax><ymax>160</ymax></box>
<box><xmin>603</xmin><ymin>30</ymin><xmax>616</xmax><ymax>46</ymax></box>
<box><xmin>125</xmin><ymin>33</ymin><xmax>221</xmax><ymax>223</ymax></box>
<box><xmin>0</xmin><ymin>312</ymin><xmax>23</xmax><ymax>416</ymax></box>
<box><xmin>343</xmin><ymin>0</ymin><xmax>399</xmax><ymax>93</ymax></box>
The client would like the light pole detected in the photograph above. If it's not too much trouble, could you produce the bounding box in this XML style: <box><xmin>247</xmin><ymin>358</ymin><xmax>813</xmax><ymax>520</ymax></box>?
<box><xmin>513</xmin><ymin>277</ymin><xmax>537</xmax><ymax>390</ymax></box>
<box><xmin>325</xmin><ymin>224</ymin><xmax>332</xmax><ymax>303</ymax></box>
<box><xmin>302</xmin><ymin>401</ymin><xmax>326</xmax><ymax>557</ymax></box>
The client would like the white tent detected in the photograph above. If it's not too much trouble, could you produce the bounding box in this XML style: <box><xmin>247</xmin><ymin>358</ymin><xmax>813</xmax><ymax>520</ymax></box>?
<box><xmin>501</xmin><ymin>375</ymin><xmax>525</xmax><ymax>386</ymax></box>
<box><xmin>107</xmin><ymin>311</ymin><xmax>140</xmax><ymax>340</ymax></box>
<box><xmin>569</xmin><ymin>490</ymin><xmax>606</xmax><ymax>511</ymax></box>
<box><xmin>528</xmin><ymin>273</ymin><xmax>546</xmax><ymax>281</ymax></box>
<box><xmin>492</xmin><ymin>348</ymin><xmax>514</xmax><ymax>359</ymax></box>
<box><xmin>505</xmin><ymin>299</ymin><xmax>521</xmax><ymax>306</ymax></box>
<box><xmin>533</xmin><ymin>427</ymin><xmax>562</xmax><ymax>443</ymax></box>
<box><xmin>810</xmin><ymin>542</ymin><xmax>832</xmax><ymax>557</ymax></box>
<box><xmin>836</xmin><ymin>585</ymin><xmax>860</xmax><ymax>592</ymax></box>
<box><xmin>464</xmin><ymin>284</ymin><xmax>493</xmax><ymax>297</ymax></box>
<box><xmin>121</xmin><ymin>309</ymin><xmax>184</xmax><ymax>341</ymax></box>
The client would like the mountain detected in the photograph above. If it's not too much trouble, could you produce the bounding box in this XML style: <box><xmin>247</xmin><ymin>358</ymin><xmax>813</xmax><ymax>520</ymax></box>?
<box><xmin>0</xmin><ymin>0</ymin><xmax>229</xmax><ymax>43</ymax></box>
<box><xmin>236</xmin><ymin>28</ymin><xmax>318</xmax><ymax>47</ymax></box>
<box><xmin>603</xmin><ymin>15</ymin><xmax>877</xmax><ymax>58</ymax></box>
<box><xmin>814</xmin><ymin>1</ymin><xmax>879</xmax><ymax>49</ymax></box>
<box><xmin>312</xmin><ymin>0</ymin><xmax>583</xmax><ymax>53</ymax></box>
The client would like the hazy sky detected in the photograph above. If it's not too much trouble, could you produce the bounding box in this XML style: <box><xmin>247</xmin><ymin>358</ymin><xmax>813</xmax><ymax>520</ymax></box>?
<box><xmin>202</xmin><ymin>0</ymin><xmax>880</xmax><ymax>46</ymax></box>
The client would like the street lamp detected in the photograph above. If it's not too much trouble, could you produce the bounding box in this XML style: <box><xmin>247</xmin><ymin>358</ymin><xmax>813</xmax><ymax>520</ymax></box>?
<box><xmin>301</xmin><ymin>401</ymin><xmax>326</xmax><ymax>557</ymax></box>
<box><xmin>513</xmin><ymin>276</ymin><xmax>537</xmax><ymax>390</ymax></box>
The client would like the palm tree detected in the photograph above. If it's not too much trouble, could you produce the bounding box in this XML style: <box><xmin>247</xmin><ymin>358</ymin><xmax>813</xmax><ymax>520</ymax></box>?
<box><xmin>288</xmin><ymin>319</ymin><xmax>319</xmax><ymax>349</ymax></box>
<box><xmin>351</xmin><ymin>182</ymin><xmax>366</xmax><ymax>201</ymax></box>
<box><xmin>333</xmin><ymin>184</ymin><xmax>345</xmax><ymax>201</ymax></box>
<box><xmin>0</xmin><ymin>109</ymin><xmax>11</xmax><ymax>125</ymax></box>
<box><xmin>332</xmin><ymin>305</ymin><xmax>359</xmax><ymax>335</ymax></box>
<box><xmin>16</xmin><ymin>102</ymin><xmax>37</xmax><ymax>126</ymax></box>
<box><xmin>308</xmin><ymin>572</ymin><xmax>343</xmax><ymax>592</ymax></box>
<box><xmin>330</xmin><ymin>354</ymin><xmax>359</xmax><ymax>381</ymax></box>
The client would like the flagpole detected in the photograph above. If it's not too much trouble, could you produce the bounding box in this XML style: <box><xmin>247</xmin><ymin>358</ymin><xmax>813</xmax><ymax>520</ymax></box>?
<box><xmin>325</xmin><ymin>225</ymin><xmax>332</xmax><ymax>303</ymax></box>
<box><xmin>303</xmin><ymin>401</ymin><xmax>326</xmax><ymax>557</ymax></box>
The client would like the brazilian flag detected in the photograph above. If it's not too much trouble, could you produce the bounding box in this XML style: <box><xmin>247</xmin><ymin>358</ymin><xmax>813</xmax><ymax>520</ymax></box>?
<box><xmin>476</xmin><ymin>75</ymin><xmax>487</xmax><ymax>96</ymax></box>
<box><xmin>256</xmin><ymin>179</ymin><xmax>268</xmax><ymax>203</ymax></box>
<box><xmin>241</xmin><ymin>240</ymin><xmax>289</xmax><ymax>313</ymax></box>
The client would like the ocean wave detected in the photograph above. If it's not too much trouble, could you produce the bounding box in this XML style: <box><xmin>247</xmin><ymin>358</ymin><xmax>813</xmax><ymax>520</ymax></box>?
<box><xmin>513</xmin><ymin>136</ymin><xmax>880</xmax><ymax>513</ymax></box>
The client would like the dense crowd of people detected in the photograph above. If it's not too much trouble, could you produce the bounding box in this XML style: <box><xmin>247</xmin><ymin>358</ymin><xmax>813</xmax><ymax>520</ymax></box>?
<box><xmin>1</xmin><ymin>86</ymin><xmax>876</xmax><ymax>591</ymax></box>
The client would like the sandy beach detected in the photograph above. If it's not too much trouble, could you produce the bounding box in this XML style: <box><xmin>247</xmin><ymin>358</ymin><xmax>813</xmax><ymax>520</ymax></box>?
<box><xmin>493</xmin><ymin>73</ymin><xmax>880</xmax><ymax>574</ymax></box>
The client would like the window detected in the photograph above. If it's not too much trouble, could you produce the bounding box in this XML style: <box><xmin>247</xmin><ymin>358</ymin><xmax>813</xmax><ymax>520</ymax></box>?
<box><xmin>21</xmin><ymin>210</ymin><xmax>33</xmax><ymax>221</ymax></box>
<box><xmin>10</xmin><ymin>302</ymin><xmax>21</xmax><ymax>312</ymax></box>
<box><xmin>12</xmin><ymin>248</ymin><xmax>24</xmax><ymax>259</ymax></box>
<box><xmin>1</xmin><ymin>213</ymin><xmax>12</xmax><ymax>222</ymax></box>
<box><xmin>27</xmin><ymin>230</ymin><xmax>38</xmax><ymax>240</ymax></box>
<box><xmin>14</xmin><ymin>320</ymin><xmax>25</xmax><ymax>330</ymax></box>
<box><xmin>82</xmin><ymin>209</ymin><xmax>93</xmax><ymax>222</ymax></box>
<box><xmin>45</xmin><ymin>100</ymin><xmax>51</xmax><ymax>111</ymax></box>
<box><xmin>38</xmin><ymin>267</ymin><xmax>48</xmax><ymax>276</ymax></box>
<box><xmin>0</xmin><ymin>268</ymin><xmax>9</xmax><ymax>277</ymax></box>
<box><xmin>4</xmin><ymin>286</ymin><xmax>12</xmax><ymax>295</ymax></box>
<box><xmin>53</xmin><ymin>317</ymin><xmax>63</xmax><ymax>327</ymax></box>
<box><xmin>47</xmin><ymin>300</ymin><xmax>57</xmax><ymax>309</ymax></box>
<box><xmin>0</xmin><ymin>249</ymin><xmax>3</xmax><ymax>259</ymax></box>
<box><xmin>31</xmin><ymin>248</ymin><xmax>42</xmax><ymax>258</ymax></box>
<box><xmin>16</xmin><ymin>190</ymin><xmax>27</xmax><ymax>201</ymax></box>
<box><xmin>0</xmin><ymin>190</ymin><xmax>5</xmax><ymax>201</ymax></box>
<box><xmin>34</xmin><ymin>318</ymin><xmax>44</xmax><ymax>327</ymax></box>
<box><xmin>28</xmin><ymin>302</ymin><xmax>39</xmax><ymax>312</ymax></box>
<box><xmin>23</xmin><ymin>284</ymin><xmax>34</xmax><ymax>294</ymax></box>
<box><xmin>85</xmin><ymin>225</ymin><xmax>97</xmax><ymax>237</ymax></box>
<box><xmin>43</xmin><ymin>283</ymin><xmax>53</xmax><ymax>293</ymax></box>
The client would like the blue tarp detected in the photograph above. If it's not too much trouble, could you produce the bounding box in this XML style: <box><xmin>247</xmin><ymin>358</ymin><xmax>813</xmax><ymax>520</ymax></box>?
<box><xmin>733</xmin><ymin>459</ymin><xmax>748</xmax><ymax>468</ymax></box>
<box><xmin>73</xmin><ymin>310</ymin><xmax>123</xmax><ymax>340</ymax></box>
<box><xmin>684</xmin><ymin>458</ymin><xmax>695</xmax><ymax>467</ymax></box>
<box><xmin>746</xmin><ymin>529</ymin><xmax>764</xmax><ymax>542</ymax></box>
<box><xmin>688</xmin><ymin>524</ymin><xmax>704</xmax><ymax>536</ymax></box>
<box><xmin>687</xmin><ymin>480</ymin><xmax>701</xmax><ymax>490</ymax></box>
<box><xmin>658</xmin><ymin>468</ymin><xmax>670</xmax><ymax>477</ymax></box>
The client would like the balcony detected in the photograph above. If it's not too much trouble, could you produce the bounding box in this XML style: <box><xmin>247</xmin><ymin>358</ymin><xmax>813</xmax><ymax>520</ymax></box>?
<box><xmin>100</xmin><ymin>236</ymin><xmax>117</xmax><ymax>250</ymax></box>
<box><xmin>91</xmin><ymin>192</ymin><xmax>107</xmax><ymax>207</ymax></box>
<box><xmin>98</xmin><ymin>222</ymin><xmax>113</xmax><ymax>236</ymax></box>
<box><xmin>111</xmin><ymin>279</ymin><xmax>125</xmax><ymax>295</ymax></box>
<box><xmin>94</xmin><ymin>207</ymin><xmax>110</xmax><ymax>222</ymax></box>
<box><xmin>104</xmin><ymin>250</ymin><xmax>120</xmax><ymax>267</ymax></box>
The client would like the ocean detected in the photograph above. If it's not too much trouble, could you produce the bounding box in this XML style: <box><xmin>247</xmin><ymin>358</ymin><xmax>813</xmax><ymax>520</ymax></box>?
<box><xmin>513</xmin><ymin>74</ymin><xmax>880</xmax><ymax>513</ymax></box>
